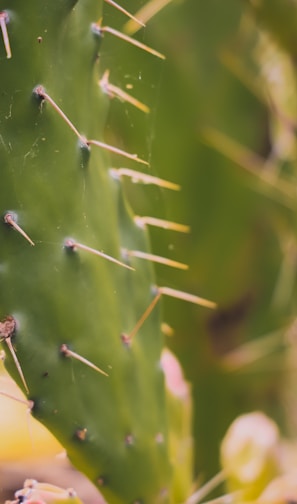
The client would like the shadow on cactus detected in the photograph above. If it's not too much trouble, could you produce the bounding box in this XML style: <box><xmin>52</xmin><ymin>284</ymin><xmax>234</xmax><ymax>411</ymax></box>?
<box><xmin>0</xmin><ymin>1</ymin><xmax>217</xmax><ymax>503</ymax></box>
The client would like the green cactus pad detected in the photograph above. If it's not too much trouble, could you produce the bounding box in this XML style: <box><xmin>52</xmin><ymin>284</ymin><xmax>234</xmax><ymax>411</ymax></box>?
<box><xmin>0</xmin><ymin>1</ymin><xmax>174</xmax><ymax>502</ymax></box>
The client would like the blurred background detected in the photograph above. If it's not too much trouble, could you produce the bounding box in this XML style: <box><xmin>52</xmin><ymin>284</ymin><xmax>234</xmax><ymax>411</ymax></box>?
<box><xmin>106</xmin><ymin>0</ymin><xmax>297</xmax><ymax>479</ymax></box>
<box><xmin>106</xmin><ymin>0</ymin><xmax>297</xmax><ymax>481</ymax></box>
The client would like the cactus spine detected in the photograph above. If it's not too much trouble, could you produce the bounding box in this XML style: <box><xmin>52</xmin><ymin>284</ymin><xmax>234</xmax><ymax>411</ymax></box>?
<box><xmin>0</xmin><ymin>1</ymin><xmax>216</xmax><ymax>503</ymax></box>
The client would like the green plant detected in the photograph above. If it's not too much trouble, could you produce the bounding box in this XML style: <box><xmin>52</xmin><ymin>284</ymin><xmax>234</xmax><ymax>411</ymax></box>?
<box><xmin>4</xmin><ymin>1</ymin><xmax>297</xmax><ymax>503</ymax></box>
<box><xmin>0</xmin><ymin>1</ymin><xmax>216</xmax><ymax>503</ymax></box>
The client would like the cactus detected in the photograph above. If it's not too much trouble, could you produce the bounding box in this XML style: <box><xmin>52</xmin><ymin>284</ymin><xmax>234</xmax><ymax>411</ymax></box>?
<box><xmin>0</xmin><ymin>1</ymin><xmax>218</xmax><ymax>503</ymax></box>
<box><xmin>4</xmin><ymin>1</ymin><xmax>297</xmax><ymax>503</ymax></box>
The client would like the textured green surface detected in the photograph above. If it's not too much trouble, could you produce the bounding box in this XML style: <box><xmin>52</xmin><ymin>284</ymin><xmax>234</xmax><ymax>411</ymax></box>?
<box><xmin>4</xmin><ymin>0</ymin><xmax>297</xmax><ymax>502</ymax></box>
<box><xmin>0</xmin><ymin>1</ymin><xmax>174</xmax><ymax>502</ymax></box>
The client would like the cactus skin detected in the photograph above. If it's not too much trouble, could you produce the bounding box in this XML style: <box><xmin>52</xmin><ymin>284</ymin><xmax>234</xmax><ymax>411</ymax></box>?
<box><xmin>1</xmin><ymin>2</ymin><xmax>297</xmax><ymax>502</ymax></box>
<box><xmin>0</xmin><ymin>1</ymin><xmax>179</xmax><ymax>502</ymax></box>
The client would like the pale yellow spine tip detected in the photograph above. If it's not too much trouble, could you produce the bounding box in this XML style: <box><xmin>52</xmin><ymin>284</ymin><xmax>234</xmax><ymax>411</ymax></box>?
<box><xmin>112</xmin><ymin>168</ymin><xmax>180</xmax><ymax>190</ymax></box>
<box><xmin>0</xmin><ymin>390</ymin><xmax>34</xmax><ymax>410</ymax></box>
<box><xmin>34</xmin><ymin>87</ymin><xmax>84</xmax><ymax>143</ymax></box>
<box><xmin>124</xmin><ymin>0</ymin><xmax>173</xmax><ymax>36</ymax></box>
<box><xmin>64</xmin><ymin>239</ymin><xmax>135</xmax><ymax>271</ymax></box>
<box><xmin>88</xmin><ymin>139</ymin><xmax>148</xmax><ymax>165</ymax></box>
<box><xmin>158</xmin><ymin>286</ymin><xmax>217</xmax><ymax>309</ymax></box>
<box><xmin>60</xmin><ymin>344</ymin><xmax>109</xmax><ymax>377</ymax></box>
<box><xmin>104</xmin><ymin>0</ymin><xmax>145</xmax><ymax>27</ymax></box>
<box><xmin>101</xmin><ymin>25</ymin><xmax>165</xmax><ymax>60</ymax></box>
<box><xmin>4</xmin><ymin>213</ymin><xmax>35</xmax><ymax>246</ymax></box>
<box><xmin>161</xmin><ymin>322</ymin><xmax>174</xmax><ymax>336</ymax></box>
<box><xmin>134</xmin><ymin>216</ymin><xmax>190</xmax><ymax>233</ymax></box>
<box><xmin>122</xmin><ymin>249</ymin><xmax>189</xmax><ymax>270</ymax></box>
<box><xmin>99</xmin><ymin>70</ymin><xmax>150</xmax><ymax>114</ymax></box>
<box><xmin>0</xmin><ymin>316</ymin><xmax>29</xmax><ymax>394</ymax></box>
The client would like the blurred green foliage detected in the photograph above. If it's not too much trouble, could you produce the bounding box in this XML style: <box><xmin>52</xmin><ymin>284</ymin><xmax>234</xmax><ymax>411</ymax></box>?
<box><xmin>103</xmin><ymin>0</ymin><xmax>297</xmax><ymax>481</ymax></box>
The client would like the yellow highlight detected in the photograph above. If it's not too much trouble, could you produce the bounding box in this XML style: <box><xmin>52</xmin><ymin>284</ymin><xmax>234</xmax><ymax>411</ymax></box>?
<box><xmin>124</xmin><ymin>0</ymin><xmax>173</xmax><ymax>35</ymax></box>
<box><xmin>0</xmin><ymin>364</ymin><xmax>62</xmax><ymax>462</ymax></box>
